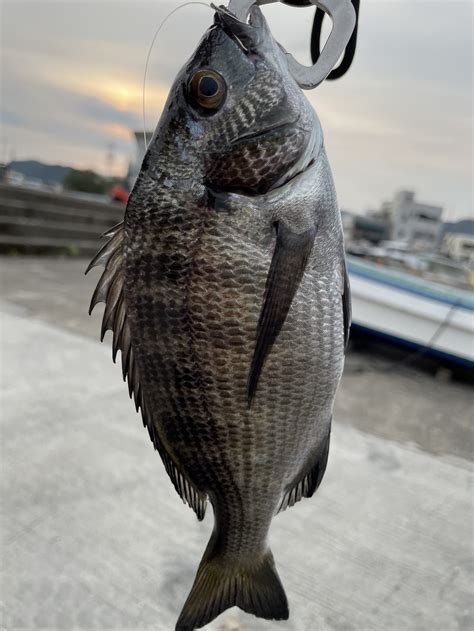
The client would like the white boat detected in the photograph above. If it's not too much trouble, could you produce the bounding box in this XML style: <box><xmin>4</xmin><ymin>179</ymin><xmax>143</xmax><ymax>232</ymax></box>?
<box><xmin>347</xmin><ymin>256</ymin><xmax>474</xmax><ymax>367</ymax></box>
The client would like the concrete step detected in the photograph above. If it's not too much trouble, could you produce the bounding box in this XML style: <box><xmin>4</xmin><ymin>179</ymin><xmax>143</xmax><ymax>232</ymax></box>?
<box><xmin>0</xmin><ymin>234</ymin><xmax>100</xmax><ymax>256</ymax></box>
<box><xmin>0</xmin><ymin>197</ymin><xmax>123</xmax><ymax>227</ymax></box>
<box><xmin>0</xmin><ymin>184</ymin><xmax>123</xmax><ymax>256</ymax></box>
<box><xmin>0</xmin><ymin>184</ymin><xmax>118</xmax><ymax>214</ymax></box>
<box><xmin>0</xmin><ymin>214</ymin><xmax>114</xmax><ymax>241</ymax></box>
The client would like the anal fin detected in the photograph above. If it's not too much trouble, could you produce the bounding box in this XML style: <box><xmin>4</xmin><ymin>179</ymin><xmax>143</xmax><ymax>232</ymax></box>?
<box><xmin>277</xmin><ymin>427</ymin><xmax>331</xmax><ymax>514</ymax></box>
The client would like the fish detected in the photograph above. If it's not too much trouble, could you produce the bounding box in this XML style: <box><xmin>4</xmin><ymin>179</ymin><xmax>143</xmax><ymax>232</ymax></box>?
<box><xmin>87</xmin><ymin>5</ymin><xmax>351</xmax><ymax>630</ymax></box>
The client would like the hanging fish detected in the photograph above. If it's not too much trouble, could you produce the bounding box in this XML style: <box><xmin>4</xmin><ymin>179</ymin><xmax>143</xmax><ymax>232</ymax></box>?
<box><xmin>87</xmin><ymin>1</ymin><xmax>354</xmax><ymax>629</ymax></box>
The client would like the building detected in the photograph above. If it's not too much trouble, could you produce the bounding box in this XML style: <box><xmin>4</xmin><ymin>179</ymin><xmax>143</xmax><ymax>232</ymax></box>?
<box><xmin>383</xmin><ymin>190</ymin><xmax>443</xmax><ymax>251</ymax></box>
<box><xmin>440</xmin><ymin>233</ymin><xmax>474</xmax><ymax>264</ymax></box>
<box><xmin>350</xmin><ymin>215</ymin><xmax>391</xmax><ymax>244</ymax></box>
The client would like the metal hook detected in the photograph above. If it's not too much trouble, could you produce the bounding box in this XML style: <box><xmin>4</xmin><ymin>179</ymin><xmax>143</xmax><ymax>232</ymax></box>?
<box><xmin>226</xmin><ymin>0</ymin><xmax>356</xmax><ymax>89</ymax></box>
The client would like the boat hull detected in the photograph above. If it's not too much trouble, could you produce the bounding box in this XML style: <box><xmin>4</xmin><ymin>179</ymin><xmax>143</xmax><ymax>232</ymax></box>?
<box><xmin>347</xmin><ymin>257</ymin><xmax>474</xmax><ymax>367</ymax></box>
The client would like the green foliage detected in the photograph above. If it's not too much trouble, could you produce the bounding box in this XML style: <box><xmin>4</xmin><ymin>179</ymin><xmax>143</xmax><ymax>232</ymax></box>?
<box><xmin>63</xmin><ymin>244</ymin><xmax>81</xmax><ymax>257</ymax></box>
<box><xmin>63</xmin><ymin>168</ymin><xmax>107</xmax><ymax>194</ymax></box>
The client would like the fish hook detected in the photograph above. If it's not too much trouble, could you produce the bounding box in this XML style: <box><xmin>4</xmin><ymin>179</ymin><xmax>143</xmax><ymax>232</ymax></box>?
<box><xmin>227</xmin><ymin>0</ymin><xmax>356</xmax><ymax>89</ymax></box>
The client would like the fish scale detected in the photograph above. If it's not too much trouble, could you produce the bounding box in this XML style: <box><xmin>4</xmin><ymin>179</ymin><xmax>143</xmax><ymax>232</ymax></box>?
<box><xmin>125</xmin><ymin>154</ymin><xmax>343</xmax><ymax>542</ymax></box>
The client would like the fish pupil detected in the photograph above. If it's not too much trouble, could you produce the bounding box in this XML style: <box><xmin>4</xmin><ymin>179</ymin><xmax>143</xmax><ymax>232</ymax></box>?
<box><xmin>199</xmin><ymin>76</ymin><xmax>219</xmax><ymax>97</ymax></box>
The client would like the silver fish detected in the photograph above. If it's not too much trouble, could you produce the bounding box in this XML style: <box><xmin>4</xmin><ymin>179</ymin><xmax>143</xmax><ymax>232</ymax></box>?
<box><xmin>87</xmin><ymin>5</ymin><xmax>351</xmax><ymax>630</ymax></box>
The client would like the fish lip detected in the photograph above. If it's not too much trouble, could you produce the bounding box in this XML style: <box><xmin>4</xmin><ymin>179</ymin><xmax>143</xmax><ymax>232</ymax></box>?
<box><xmin>212</xmin><ymin>4</ymin><xmax>260</xmax><ymax>53</ymax></box>
<box><xmin>231</xmin><ymin>117</ymin><xmax>300</xmax><ymax>144</ymax></box>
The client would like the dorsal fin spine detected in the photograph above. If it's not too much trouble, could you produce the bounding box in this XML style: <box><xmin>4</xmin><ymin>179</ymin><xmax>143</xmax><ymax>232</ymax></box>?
<box><xmin>87</xmin><ymin>222</ymin><xmax>208</xmax><ymax>521</ymax></box>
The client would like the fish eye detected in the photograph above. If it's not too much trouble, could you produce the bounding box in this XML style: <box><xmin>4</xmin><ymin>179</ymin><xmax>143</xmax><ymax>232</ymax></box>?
<box><xmin>189</xmin><ymin>69</ymin><xmax>227</xmax><ymax>113</ymax></box>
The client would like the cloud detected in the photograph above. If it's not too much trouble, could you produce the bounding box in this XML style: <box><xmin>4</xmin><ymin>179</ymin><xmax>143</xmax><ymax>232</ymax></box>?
<box><xmin>1</xmin><ymin>0</ymin><xmax>212</xmax><ymax>170</ymax></box>
<box><xmin>1</xmin><ymin>110</ymin><xmax>24</xmax><ymax>127</ymax></box>
<box><xmin>1</xmin><ymin>57</ymin><xmax>143</xmax><ymax>173</ymax></box>
<box><xmin>0</xmin><ymin>0</ymin><xmax>472</xmax><ymax>218</ymax></box>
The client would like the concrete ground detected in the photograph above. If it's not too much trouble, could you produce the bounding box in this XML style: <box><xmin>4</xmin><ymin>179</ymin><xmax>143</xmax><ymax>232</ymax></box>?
<box><xmin>1</xmin><ymin>256</ymin><xmax>473</xmax><ymax>631</ymax></box>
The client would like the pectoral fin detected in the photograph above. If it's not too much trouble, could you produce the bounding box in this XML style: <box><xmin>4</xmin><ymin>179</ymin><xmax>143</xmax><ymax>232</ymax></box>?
<box><xmin>247</xmin><ymin>222</ymin><xmax>316</xmax><ymax>405</ymax></box>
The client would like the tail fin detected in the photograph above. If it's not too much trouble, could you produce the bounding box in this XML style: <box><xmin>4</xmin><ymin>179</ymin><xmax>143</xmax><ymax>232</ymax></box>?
<box><xmin>175</xmin><ymin>539</ymin><xmax>288</xmax><ymax>630</ymax></box>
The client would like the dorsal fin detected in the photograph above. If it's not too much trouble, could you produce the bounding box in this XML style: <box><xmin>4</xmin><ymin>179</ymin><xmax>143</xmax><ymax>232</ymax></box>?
<box><xmin>277</xmin><ymin>427</ymin><xmax>330</xmax><ymax>514</ymax></box>
<box><xmin>342</xmin><ymin>256</ymin><xmax>352</xmax><ymax>349</ymax></box>
<box><xmin>86</xmin><ymin>223</ymin><xmax>208</xmax><ymax>520</ymax></box>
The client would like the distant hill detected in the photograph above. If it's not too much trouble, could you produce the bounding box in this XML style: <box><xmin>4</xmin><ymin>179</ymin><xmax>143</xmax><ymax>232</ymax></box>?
<box><xmin>440</xmin><ymin>219</ymin><xmax>474</xmax><ymax>239</ymax></box>
<box><xmin>7</xmin><ymin>160</ymin><xmax>72</xmax><ymax>185</ymax></box>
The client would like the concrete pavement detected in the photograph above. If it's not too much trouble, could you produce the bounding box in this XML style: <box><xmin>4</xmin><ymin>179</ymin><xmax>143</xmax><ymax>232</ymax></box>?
<box><xmin>1</xmin><ymin>298</ymin><xmax>472</xmax><ymax>631</ymax></box>
<box><xmin>1</xmin><ymin>256</ymin><xmax>473</xmax><ymax>461</ymax></box>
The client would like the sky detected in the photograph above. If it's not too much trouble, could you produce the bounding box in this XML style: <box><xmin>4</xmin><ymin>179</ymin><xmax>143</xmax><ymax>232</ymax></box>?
<box><xmin>0</xmin><ymin>0</ymin><xmax>472</xmax><ymax>220</ymax></box>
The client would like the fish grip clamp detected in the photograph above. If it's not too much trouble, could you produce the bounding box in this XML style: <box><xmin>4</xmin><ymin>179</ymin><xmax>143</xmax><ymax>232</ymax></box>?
<box><xmin>284</xmin><ymin>0</ymin><xmax>360</xmax><ymax>80</ymax></box>
<box><xmin>227</xmin><ymin>0</ymin><xmax>358</xmax><ymax>89</ymax></box>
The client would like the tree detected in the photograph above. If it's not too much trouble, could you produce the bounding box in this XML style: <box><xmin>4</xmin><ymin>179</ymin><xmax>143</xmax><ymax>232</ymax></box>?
<box><xmin>63</xmin><ymin>169</ymin><xmax>107</xmax><ymax>194</ymax></box>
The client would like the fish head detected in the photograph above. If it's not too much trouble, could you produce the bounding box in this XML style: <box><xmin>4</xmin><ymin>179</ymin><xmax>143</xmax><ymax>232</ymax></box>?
<box><xmin>152</xmin><ymin>5</ymin><xmax>318</xmax><ymax>195</ymax></box>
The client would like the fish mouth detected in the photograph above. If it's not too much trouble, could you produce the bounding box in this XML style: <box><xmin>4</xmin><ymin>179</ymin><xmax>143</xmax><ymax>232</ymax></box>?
<box><xmin>232</xmin><ymin>118</ymin><xmax>300</xmax><ymax>145</ymax></box>
<box><xmin>213</xmin><ymin>4</ymin><xmax>261</xmax><ymax>53</ymax></box>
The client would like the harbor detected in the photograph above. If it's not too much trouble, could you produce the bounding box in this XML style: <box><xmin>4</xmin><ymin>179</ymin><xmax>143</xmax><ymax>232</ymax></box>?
<box><xmin>1</xmin><ymin>145</ymin><xmax>473</xmax><ymax>631</ymax></box>
<box><xmin>1</xmin><ymin>0</ymin><xmax>472</xmax><ymax>627</ymax></box>
<box><xmin>0</xmin><ymin>170</ymin><xmax>473</xmax><ymax>631</ymax></box>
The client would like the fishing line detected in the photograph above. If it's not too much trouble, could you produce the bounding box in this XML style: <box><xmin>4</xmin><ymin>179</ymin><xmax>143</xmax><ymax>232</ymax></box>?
<box><xmin>142</xmin><ymin>1</ymin><xmax>214</xmax><ymax>152</ymax></box>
